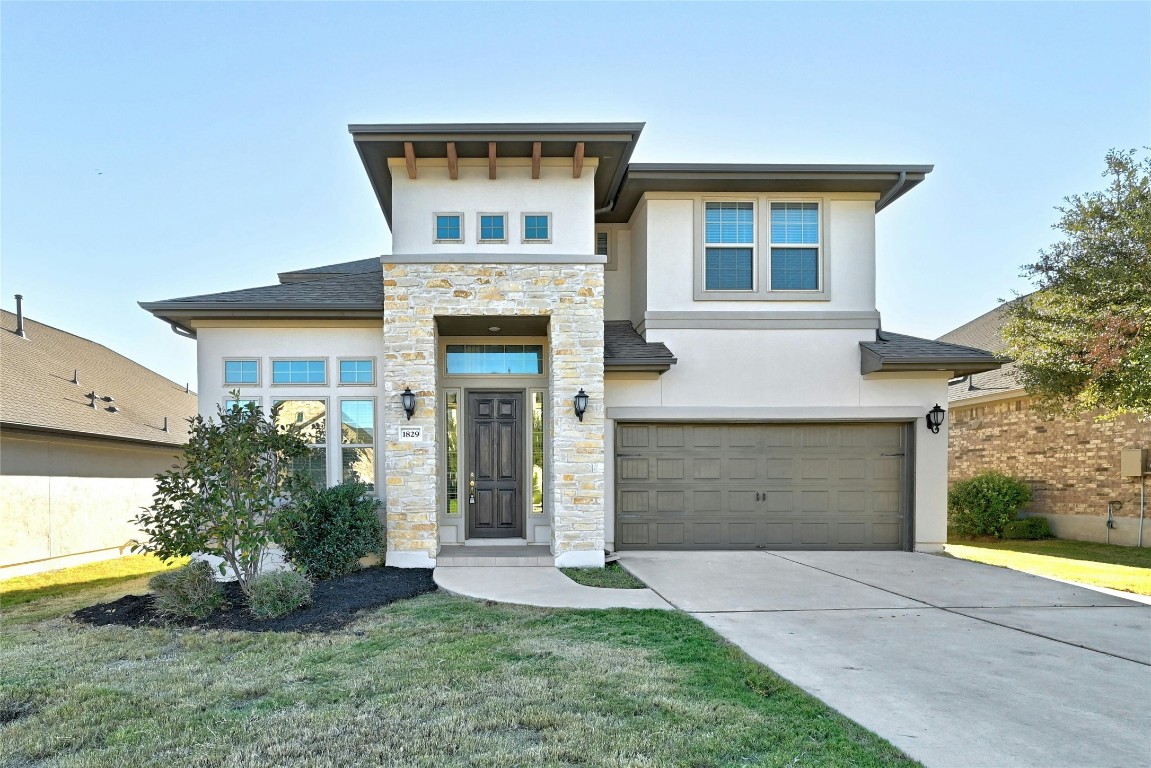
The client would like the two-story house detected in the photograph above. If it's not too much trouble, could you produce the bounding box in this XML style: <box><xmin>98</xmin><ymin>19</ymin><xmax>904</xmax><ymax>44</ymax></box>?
<box><xmin>141</xmin><ymin>122</ymin><xmax>1001</xmax><ymax>569</ymax></box>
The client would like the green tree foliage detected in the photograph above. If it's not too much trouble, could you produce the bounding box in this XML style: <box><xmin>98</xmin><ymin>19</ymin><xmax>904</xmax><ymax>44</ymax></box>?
<box><xmin>279</xmin><ymin>480</ymin><xmax>383</xmax><ymax>580</ymax></box>
<box><xmin>133</xmin><ymin>396</ymin><xmax>313</xmax><ymax>595</ymax></box>
<box><xmin>1003</xmin><ymin>149</ymin><xmax>1151</xmax><ymax>418</ymax></box>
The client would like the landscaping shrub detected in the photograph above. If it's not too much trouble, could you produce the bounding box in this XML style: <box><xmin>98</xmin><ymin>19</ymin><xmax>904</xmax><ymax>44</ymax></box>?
<box><xmin>133</xmin><ymin>396</ymin><xmax>313</xmax><ymax>596</ymax></box>
<box><xmin>280</xmin><ymin>480</ymin><xmax>383</xmax><ymax>579</ymax></box>
<box><xmin>1002</xmin><ymin>517</ymin><xmax>1054</xmax><ymax>540</ymax></box>
<box><xmin>948</xmin><ymin>472</ymin><xmax>1033</xmax><ymax>537</ymax></box>
<box><xmin>148</xmin><ymin>560</ymin><xmax>224</xmax><ymax>620</ymax></box>
<box><xmin>247</xmin><ymin>570</ymin><xmax>313</xmax><ymax>619</ymax></box>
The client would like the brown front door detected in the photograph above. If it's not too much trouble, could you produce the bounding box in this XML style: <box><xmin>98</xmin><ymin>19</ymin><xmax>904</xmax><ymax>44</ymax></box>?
<box><xmin>467</xmin><ymin>391</ymin><xmax>524</xmax><ymax>538</ymax></box>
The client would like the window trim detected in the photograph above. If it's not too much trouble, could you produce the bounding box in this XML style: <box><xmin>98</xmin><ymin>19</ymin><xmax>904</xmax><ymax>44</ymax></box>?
<box><xmin>692</xmin><ymin>194</ymin><xmax>832</xmax><ymax>302</ymax></box>
<box><xmin>476</xmin><ymin>212</ymin><xmax>509</xmax><ymax>244</ymax></box>
<box><xmin>700</xmin><ymin>198</ymin><xmax>758</xmax><ymax>295</ymax></box>
<box><xmin>222</xmin><ymin>357</ymin><xmax>261</xmax><ymax>387</ymax></box>
<box><xmin>337</xmin><ymin>396</ymin><xmax>378</xmax><ymax>491</ymax></box>
<box><xmin>521</xmin><ymin>212</ymin><xmax>552</xmax><ymax>244</ymax></box>
<box><xmin>270</xmin><ymin>358</ymin><xmax>329</xmax><ymax>387</ymax></box>
<box><xmin>337</xmin><ymin>356</ymin><xmax>377</xmax><ymax>387</ymax></box>
<box><xmin>433</xmin><ymin>212</ymin><xmax>465</xmax><ymax>244</ymax></box>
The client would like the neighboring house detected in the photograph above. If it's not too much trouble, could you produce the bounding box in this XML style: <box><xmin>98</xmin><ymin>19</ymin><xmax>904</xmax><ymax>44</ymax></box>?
<box><xmin>941</xmin><ymin>301</ymin><xmax>1150</xmax><ymax>546</ymax></box>
<box><xmin>1</xmin><ymin>300</ymin><xmax>197</xmax><ymax>577</ymax></box>
<box><xmin>141</xmin><ymin>121</ymin><xmax>1002</xmax><ymax>569</ymax></box>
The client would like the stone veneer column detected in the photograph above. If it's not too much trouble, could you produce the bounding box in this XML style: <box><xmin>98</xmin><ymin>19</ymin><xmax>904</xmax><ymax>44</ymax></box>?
<box><xmin>382</xmin><ymin>263</ymin><xmax>439</xmax><ymax>568</ymax></box>
<box><xmin>381</xmin><ymin>261</ymin><xmax>606</xmax><ymax>568</ymax></box>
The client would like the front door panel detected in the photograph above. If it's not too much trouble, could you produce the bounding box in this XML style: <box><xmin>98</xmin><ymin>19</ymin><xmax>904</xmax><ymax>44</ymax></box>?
<box><xmin>468</xmin><ymin>391</ymin><xmax>523</xmax><ymax>538</ymax></box>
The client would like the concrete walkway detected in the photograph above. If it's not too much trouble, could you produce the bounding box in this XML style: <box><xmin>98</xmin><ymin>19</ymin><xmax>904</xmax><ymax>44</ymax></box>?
<box><xmin>621</xmin><ymin>550</ymin><xmax>1151</xmax><ymax>768</ymax></box>
<box><xmin>433</xmin><ymin>565</ymin><xmax>672</xmax><ymax>610</ymax></box>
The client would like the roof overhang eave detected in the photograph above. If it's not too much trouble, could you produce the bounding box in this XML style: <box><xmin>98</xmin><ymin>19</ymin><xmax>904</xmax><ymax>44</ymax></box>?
<box><xmin>860</xmin><ymin>352</ymin><xmax>1007</xmax><ymax>376</ymax></box>
<box><xmin>604</xmin><ymin>358</ymin><xmax>677</xmax><ymax>374</ymax></box>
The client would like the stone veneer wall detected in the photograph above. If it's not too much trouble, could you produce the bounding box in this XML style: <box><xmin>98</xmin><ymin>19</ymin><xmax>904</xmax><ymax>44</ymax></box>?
<box><xmin>948</xmin><ymin>396</ymin><xmax>1150</xmax><ymax>545</ymax></box>
<box><xmin>382</xmin><ymin>262</ymin><xmax>606</xmax><ymax>567</ymax></box>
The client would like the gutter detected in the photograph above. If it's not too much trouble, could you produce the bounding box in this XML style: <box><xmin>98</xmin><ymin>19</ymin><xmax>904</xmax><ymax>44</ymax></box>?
<box><xmin>875</xmin><ymin>171</ymin><xmax>907</xmax><ymax>213</ymax></box>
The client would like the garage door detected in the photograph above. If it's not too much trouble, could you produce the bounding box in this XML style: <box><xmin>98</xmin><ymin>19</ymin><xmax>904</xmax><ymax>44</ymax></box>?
<box><xmin>615</xmin><ymin>423</ymin><xmax>908</xmax><ymax>550</ymax></box>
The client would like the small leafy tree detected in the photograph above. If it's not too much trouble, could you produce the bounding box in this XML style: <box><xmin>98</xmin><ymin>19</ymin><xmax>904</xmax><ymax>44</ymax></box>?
<box><xmin>1003</xmin><ymin>149</ymin><xmax>1151</xmax><ymax>419</ymax></box>
<box><xmin>133</xmin><ymin>395</ymin><xmax>313</xmax><ymax>595</ymax></box>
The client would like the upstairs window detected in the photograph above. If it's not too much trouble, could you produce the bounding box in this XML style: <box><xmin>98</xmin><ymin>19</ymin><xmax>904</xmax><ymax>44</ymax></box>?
<box><xmin>272</xmin><ymin>359</ymin><xmax>327</xmax><ymax>385</ymax></box>
<box><xmin>434</xmin><ymin>213</ymin><xmax>463</xmax><ymax>243</ymax></box>
<box><xmin>704</xmin><ymin>201</ymin><xmax>755</xmax><ymax>291</ymax></box>
<box><xmin>522</xmin><ymin>213</ymin><xmax>551</xmax><ymax>243</ymax></box>
<box><xmin>224</xmin><ymin>359</ymin><xmax>259</xmax><ymax>385</ymax></box>
<box><xmin>595</xmin><ymin>231</ymin><xmax>609</xmax><ymax>257</ymax></box>
<box><xmin>770</xmin><ymin>203</ymin><xmax>820</xmax><ymax>290</ymax></box>
<box><xmin>478</xmin><ymin>213</ymin><xmax>507</xmax><ymax>243</ymax></box>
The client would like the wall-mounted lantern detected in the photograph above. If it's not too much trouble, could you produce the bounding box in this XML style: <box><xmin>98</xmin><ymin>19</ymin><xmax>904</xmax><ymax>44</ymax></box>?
<box><xmin>926</xmin><ymin>403</ymin><xmax>946</xmax><ymax>434</ymax></box>
<box><xmin>400</xmin><ymin>388</ymin><xmax>416</xmax><ymax>421</ymax></box>
<box><xmin>573</xmin><ymin>388</ymin><xmax>589</xmax><ymax>422</ymax></box>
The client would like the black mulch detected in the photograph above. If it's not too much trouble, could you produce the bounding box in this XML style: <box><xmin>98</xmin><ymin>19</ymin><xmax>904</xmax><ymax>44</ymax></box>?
<box><xmin>71</xmin><ymin>566</ymin><xmax>438</xmax><ymax>634</ymax></box>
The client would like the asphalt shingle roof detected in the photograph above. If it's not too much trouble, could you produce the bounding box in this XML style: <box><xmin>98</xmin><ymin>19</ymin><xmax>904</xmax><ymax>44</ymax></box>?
<box><xmin>278</xmin><ymin>258</ymin><xmax>384</xmax><ymax>282</ymax></box>
<box><xmin>938</xmin><ymin>300</ymin><xmax>1026</xmax><ymax>402</ymax></box>
<box><xmin>145</xmin><ymin>272</ymin><xmax>384</xmax><ymax>309</ymax></box>
<box><xmin>1</xmin><ymin>310</ymin><xmax>197</xmax><ymax>446</ymax></box>
<box><xmin>859</xmin><ymin>330</ymin><xmax>1003</xmax><ymax>375</ymax></box>
<box><xmin>604</xmin><ymin>321</ymin><xmax>677</xmax><ymax>369</ymax></box>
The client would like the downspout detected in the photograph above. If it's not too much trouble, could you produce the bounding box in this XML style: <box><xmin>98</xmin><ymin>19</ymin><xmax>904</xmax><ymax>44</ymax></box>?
<box><xmin>875</xmin><ymin>171</ymin><xmax>908</xmax><ymax>213</ymax></box>
<box><xmin>1139</xmin><ymin>474</ymin><xmax>1146</xmax><ymax>547</ymax></box>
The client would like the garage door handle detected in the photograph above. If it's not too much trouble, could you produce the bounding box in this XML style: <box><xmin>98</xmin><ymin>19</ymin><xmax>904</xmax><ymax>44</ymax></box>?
<box><xmin>881</xmin><ymin>453</ymin><xmax>905</xmax><ymax>457</ymax></box>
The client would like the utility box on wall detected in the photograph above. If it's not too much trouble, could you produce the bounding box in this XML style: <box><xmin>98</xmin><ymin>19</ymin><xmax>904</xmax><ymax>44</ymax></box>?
<box><xmin>1120</xmin><ymin>448</ymin><xmax>1147</xmax><ymax>477</ymax></box>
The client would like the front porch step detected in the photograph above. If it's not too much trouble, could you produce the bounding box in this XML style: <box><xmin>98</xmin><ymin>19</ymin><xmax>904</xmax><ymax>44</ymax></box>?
<box><xmin>437</xmin><ymin>545</ymin><xmax>554</xmax><ymax>567</ymax></box>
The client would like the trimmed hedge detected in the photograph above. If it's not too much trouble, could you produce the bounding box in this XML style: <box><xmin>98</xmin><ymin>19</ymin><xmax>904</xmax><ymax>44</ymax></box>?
<box><xmin>1002</xmin><ymin>517</ymin><xmax>1054</xmax><ymax>540</ymax></box>
<box><xmin>948</xmin><ymin>472</ymin><xmax>1033</xmax><ymax>538</ymax></box>
<box><xmin>148</xmin><ymin>560</ymin><xmax>225</xmax><ymax>620</ymax></box>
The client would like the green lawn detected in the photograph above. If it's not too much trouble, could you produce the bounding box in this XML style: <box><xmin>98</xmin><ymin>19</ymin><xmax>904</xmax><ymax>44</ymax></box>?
<box><xmin>561</xmin><ymin>562</ymin><xmax>648</xmax><ymax>589</ymax></box>
<box><xmin>946</xmin><ymin>539</ymin><xmax>1151</xmax><ymax>595</ymax></box>
<box><xmin>1</xmin><ymin>569</ymin><xmax>917</xmax><ymax>767</ymax></box>
<box><xmin>0</xmin><ymin>554</ymin><xmax>184</xmax><ymax>608</ymax></box>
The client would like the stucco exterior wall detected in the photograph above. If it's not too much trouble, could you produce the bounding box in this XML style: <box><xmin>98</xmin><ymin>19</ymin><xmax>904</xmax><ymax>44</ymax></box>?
<box><xmin>382</xmin><ymin>262</ymin><xmax>606</xmax><ymax>568</ymax></box>
<box><xmin>949</xmin><ymin>396</ymin><xmax>1151</xmax><ymax>546</ymax></box>
<box><xmin>0</xmin><ymin>430</ymin><xmax>181</xmax><ymax>577</ymax></box>
<box><xmin>603</xmin><ymin>226</ymin><xmax>632</xmax><ymax>322</ymax></box>
<box><xmin>389</xmin><ymin>158</ymin><xmax>597</xmax><ymax>257</ymax></box>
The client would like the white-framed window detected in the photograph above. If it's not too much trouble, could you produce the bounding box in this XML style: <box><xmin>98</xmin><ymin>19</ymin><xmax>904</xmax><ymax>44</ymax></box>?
<box><xmin>272</xmin><ymin>398</ymin><xmax>328</xmax><ymax>487</ymax></box>
<box><xmin>522</xmin><ymin>212</ymin><xmax>551</xmax><ymax>243</ymax></box>
<box><xmin>338</xmin><ymin>358</ymin><xmax>375</xmax><ymax>386</ymax></box>
<box><xmin>595</xmin><ymin>230</ymin><xmax>609</xmax><ymax>258</ymax></box>
<box><xmin>223</xmin><ymin>359</ymin><xmax>259</xmax><ymax>386</ymax></box>
<box><xmin>338</xmin><ymin>398</ymin><xmax>376</xmax><ymax>490</ymax></box>
<box><xmin>703</xmin><ymin>201</ymin><xmax>755</xmax><ymax>291</ymax></box>
<box><xmin>434</xmin><ymin>212</ymin><xmax>464</xmax><ymax>243</ymax></box>
<box><xmin>478</xmin><ymin>213</ymin><xmax>507</xmax><ymax>243</ymax></box>
<box><xmin>272</xmin><ymin>359</ymin><xmax>327</xmax><ymax>385</ymax></box>
<box><xmin>770</xmin><ymin>202</ymin><xmax>821</xmax><ymax>290</ymax></box>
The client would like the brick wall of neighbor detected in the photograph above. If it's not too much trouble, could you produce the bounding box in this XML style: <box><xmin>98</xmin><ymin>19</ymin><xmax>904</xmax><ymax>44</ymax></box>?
<box><xmin>382</xmin><ymin>262</ymin><xmax>606</xmax><ymax>567</ymax></box>
<box><xmin>948</xmin><ymin>396</ymin><xmax>1151</xmax><ymax>545</ymax></box>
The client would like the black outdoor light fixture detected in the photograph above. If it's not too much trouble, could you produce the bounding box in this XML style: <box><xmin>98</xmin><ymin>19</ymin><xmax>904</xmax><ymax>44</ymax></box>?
<box><xmin>400</xmin><ymin>387</ymin><xmax>416</xmax><ymax>421</ymax></box>
<box><xmin>573</xmin><ymin>388</ymin><xmax>589</xmax><ymax>422</ymax></box>
<box><xmin>926</xmin><ymin>403</ymin><xmax>946</xmax><ymax>434</ymax></box>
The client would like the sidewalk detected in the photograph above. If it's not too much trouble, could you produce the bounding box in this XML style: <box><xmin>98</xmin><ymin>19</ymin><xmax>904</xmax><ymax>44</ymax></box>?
<box><xmin>433</xmin><ymin>566</ymin><xmax>672</xmax><ymax>609</ymax></box>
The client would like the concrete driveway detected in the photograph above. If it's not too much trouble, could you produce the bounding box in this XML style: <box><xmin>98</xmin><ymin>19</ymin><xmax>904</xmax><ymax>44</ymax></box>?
<box><xmin>620</xmin><ymin>550</ymin><xmax>1151</xmax><ymax>768</ymax></box>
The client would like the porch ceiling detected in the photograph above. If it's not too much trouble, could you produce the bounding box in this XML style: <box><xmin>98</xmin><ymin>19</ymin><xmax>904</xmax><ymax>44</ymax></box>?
<box><xmin>435</xmin><ymin>315</ymin><xmax>551</xmax><ymax>337</ymax></box>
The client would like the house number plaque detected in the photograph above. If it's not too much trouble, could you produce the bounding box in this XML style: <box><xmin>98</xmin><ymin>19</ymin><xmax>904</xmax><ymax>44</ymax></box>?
<box><xmin>398</xmin><ymin>426</ymin><xmax>423</xmax><ymax>442</ymax></box>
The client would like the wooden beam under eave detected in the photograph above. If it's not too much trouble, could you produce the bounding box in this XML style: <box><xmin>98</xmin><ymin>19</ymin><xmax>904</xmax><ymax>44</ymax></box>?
<box><xmin>446</xmin><ymin>142</ymin><xmax>458</xmax><ymax>180</ymax></box>
<box><xmin>403</xmin><ymin>142</ymin><xmax>417</xmax><ymax>179</ymax></box>
<box><xmin>488</xmin><ymin>142</ymin><xmax>497</xmax><ymax>179</ymax></box>
<box><xmin>573</xmin><ymin>142</ymin><xmax>585</xmax><ymax>178</ymax></box>
<box><xmin>531</xmin><ymin>141</ymin><xmax>541</xmax><ymax>180</ymax></box>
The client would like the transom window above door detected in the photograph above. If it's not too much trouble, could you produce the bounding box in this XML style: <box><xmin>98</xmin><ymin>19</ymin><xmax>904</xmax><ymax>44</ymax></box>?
<box><xmin>445</xmin><ymin>344</ymin><xmax>544</xmax><ymax>375</ymax></box>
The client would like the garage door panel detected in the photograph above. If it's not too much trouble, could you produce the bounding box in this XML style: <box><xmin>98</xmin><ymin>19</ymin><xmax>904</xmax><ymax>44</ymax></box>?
<box><xmin>616</xmin><ymin>422</ymin><xmax>907</xmax><ymax>550</ymax></box>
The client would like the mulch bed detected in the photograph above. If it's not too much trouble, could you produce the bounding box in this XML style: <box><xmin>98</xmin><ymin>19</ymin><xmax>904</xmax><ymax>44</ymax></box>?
<box><xmin>72</xmin><ymin>566</ymin><xmax>438</xmax><ymax>633</ymax></box>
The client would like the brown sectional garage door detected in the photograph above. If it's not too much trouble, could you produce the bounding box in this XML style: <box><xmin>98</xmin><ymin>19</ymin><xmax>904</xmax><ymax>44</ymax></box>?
<box><xmin>615</xmin><ymin>423</ymin><xmax>909</xmax><ymax>550</ymax></box>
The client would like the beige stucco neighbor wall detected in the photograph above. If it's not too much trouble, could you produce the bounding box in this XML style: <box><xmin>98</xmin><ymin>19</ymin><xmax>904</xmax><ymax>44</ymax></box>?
<box><xmin>0</xmin><ymin>430</ymin><xmax>181</xmax><ymax>577</ymax></box>
<box><xmin>382</xmin><ymin>262</ymin><xmax>606</xmax><ymax>568</ymax></box>
<box><xmin>949</xmin><ymin>396</ymin><xmax>1151</xmax><ymax>546</ymax></box>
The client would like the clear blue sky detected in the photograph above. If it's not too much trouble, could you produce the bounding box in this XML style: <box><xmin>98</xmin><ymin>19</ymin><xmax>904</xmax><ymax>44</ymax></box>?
<box><xmin>2</xmin><ymin>2</ymin><xmax>1147</xmax><ymax>389</ymax></box>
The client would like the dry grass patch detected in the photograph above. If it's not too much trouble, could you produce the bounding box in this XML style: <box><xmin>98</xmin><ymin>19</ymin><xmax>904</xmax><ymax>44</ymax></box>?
<box><xmin>946</xmin><ymin>540</ymin><xmax>1151</xmax><ymax>595</ymax></box>
<box><xmin>1</xmin><ymin>587</ymin><xmax>919</xmax><ymax>767</ymax></box>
